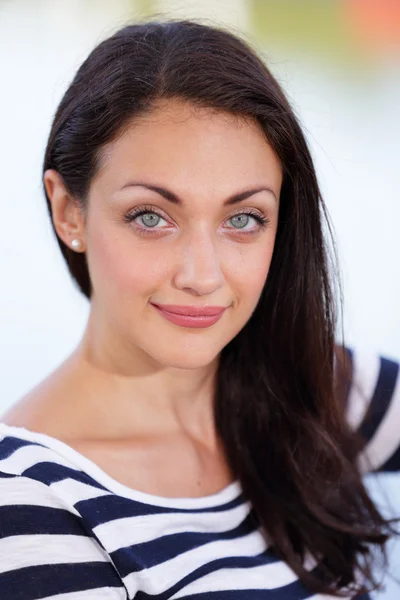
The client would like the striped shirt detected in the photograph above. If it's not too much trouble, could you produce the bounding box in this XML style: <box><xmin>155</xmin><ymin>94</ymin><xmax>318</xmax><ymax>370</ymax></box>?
<box><xmin>0</xmin><ymin>350</ymin><xmax>398</xmax><ymax>599</ymax></box>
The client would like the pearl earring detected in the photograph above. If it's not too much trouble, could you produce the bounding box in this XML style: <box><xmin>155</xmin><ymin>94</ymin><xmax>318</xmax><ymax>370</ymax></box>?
<box><xmin>71</xmin><ymin>239</ymin><xmax>82</xmax><ymax>251</ymax></box>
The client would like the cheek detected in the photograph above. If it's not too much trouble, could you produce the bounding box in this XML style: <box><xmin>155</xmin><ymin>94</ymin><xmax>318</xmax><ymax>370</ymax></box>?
<box><xmin>86</xmin><ymin>223</ymin><xmax>173</xmax><ymax>299</ymax></box>
<box><xmin>223</xmin><ymin>237</ymin><xmax>275</xmax><ymax>302</ymax></box>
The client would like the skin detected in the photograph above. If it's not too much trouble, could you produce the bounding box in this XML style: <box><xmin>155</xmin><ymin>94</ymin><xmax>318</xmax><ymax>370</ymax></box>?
<box><xmin>2</xmin><ymin>99</ymin><xmax>283</xmax><ymax>496</ymax></box>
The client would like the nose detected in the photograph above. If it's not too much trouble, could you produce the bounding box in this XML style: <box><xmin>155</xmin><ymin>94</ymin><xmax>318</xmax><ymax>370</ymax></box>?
<box><xmin>173</xmin><ymin>227</ymin><xmax>225</xmax><ymax>297</ymax></box>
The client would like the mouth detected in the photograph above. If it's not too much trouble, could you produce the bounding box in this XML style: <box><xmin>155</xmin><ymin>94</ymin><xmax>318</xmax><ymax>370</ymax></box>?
<box><xmin>150</xmin><ymin>303</ymin><xmax>227</xmax><ymax>328</ymax></box>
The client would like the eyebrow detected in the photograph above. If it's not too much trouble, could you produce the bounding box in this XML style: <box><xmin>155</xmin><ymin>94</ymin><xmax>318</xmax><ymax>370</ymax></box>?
<box><xmin>119</xmin><ymin>182</ymin><xmax>277</xmax><ymax>205</ymax></box>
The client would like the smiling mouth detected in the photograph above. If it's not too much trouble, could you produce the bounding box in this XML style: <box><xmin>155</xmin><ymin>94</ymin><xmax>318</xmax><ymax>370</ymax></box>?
<box><xmin>150</xmin><ymin>303</ymin><xmax>227</xmax><ymax>317</ymax></box>
<box><xmin>150</xmin><ymin>303</ymin><xmax>227</xmax><ymax>328</ymax></box>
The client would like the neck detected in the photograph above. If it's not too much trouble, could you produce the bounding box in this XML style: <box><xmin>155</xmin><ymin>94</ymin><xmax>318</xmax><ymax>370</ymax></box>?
<box><xmin>65</xmin><ymin>322</ymin><xmax>220</xmax><ymax>447</ymax></box>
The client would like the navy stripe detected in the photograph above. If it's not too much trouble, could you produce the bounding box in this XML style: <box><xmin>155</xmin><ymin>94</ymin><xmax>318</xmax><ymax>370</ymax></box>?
<box><xmin>77</xmin><ymin>493</ymin><xmax>172</xmax><ymax>521</ymax></box>
<box><xmin>358</xmin><ymin>357</ymin><xmax>399</xmax><ymax>443</ymax></box>
<box><xmin>0</xmin><ymin>471</ymin><xmax>17</xmax><ymax>479</ymax></box>
<box><xmin>0</xmin><ymin>562</ymin><xmax>124</xmax><ymax>600</ymax></box>
<box><xmin>112</xmin><ymin>511</ymin><xmax>263</xmax><ymax>576</ymax></box>
<box><xmin>135</xmin><ymin>559</ymin><xmax>315</xmax><ymax>600</ymax></box>
<box><xmin>0</xmin><ymin>435</ymin><xmax>110</xmax><ymax>495</ymax></box>
<box><xmin>0</xmin><ymin>435</ymin><xmax>110</xmax><ymax>493</ymax></box>
<box><xmin>0</xmin><ymin>504</ymin><xmax>89</xmax><ymax>539</ymax></box>
<box><xmin>22</xmin><ymin>462</ymin><xmax>110</xmax><ymax>493</ymax></box>
<box><xmin>77</xmin><ymin>490</ymin><xmax>243</xmax><ymax>527</ymax></box>
<box><xmin>377</xmin><ymin>444</ymin><xmax>400</xmax><ymax>472</ymax></box>
<box><xmin>0</xmin><ymin>436</ymin><xmax>45</xmax><ymax>460</ymax></box>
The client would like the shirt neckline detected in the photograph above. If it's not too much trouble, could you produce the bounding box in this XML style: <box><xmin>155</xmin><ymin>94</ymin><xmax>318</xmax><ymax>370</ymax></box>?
<box><xmin>0</xmin><ymin>422</ymin><xmax>242</xmax><ymax>509</ymax></box>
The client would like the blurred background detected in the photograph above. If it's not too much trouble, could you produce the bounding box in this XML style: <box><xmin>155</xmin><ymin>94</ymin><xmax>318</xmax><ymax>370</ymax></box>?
<box><xmin>0</xmin><ymin>0</ymin><xmax>399</xmax><ymax>597</ymax></box>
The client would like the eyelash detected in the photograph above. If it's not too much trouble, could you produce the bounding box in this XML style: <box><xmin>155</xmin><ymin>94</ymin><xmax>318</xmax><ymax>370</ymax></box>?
<box><xmin>123</xmin><ymin>204</ymin><xmax>271</xmax><ymax>236</ymax></box>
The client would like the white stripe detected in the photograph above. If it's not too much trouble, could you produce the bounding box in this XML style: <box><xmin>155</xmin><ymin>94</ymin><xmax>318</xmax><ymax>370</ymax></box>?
<box><xmin>345</xmin><ymin>352</ymin><xmax>380</xmax><ymax>430</ymax></box>
<box><xmin>39</xmin><ymin>587</ymin><xmax>126</xmax><ymax>600</ymax></box>
<box><xmin>357</xmin><ymin>370</ymin><xmax>400</xmax><ymax>473</ymax></box>
<box><xmin>122</xmin><ymin>528</ymin><xmax>269</xmax><ymax>595</ymax></box>
<box><xmin>171</xmin><ymin>553</ymin><xmax>341</xmax><ymax>600</ymax></box>
<box><xmin>170</xmin><ymin>562</ymin><xmax>298</xmax><ymax>597</ymax></box>
<box><xmin>0</xmin><ymin>442</ymin><xmax>81</xmax><ymax>476</ymax></box>
<box><xmin>0</xmin><ymin>534</ymin><xmax>110</xmax><ymax>574</ymax></box>
<box><xmin>0</xmin><ymin>475</ymin><xmax>80</xmax><ymax>516</ymax></box>
<box><xmin>171</xmin><ymin>553</ymin><xmax>318</xmax><ymax>600</ymax></box>
<box><xmin>94</xmin><ymin>500</ymin><xmax>251</xmax><ymax>552</ymax></box>
<box><xmin>306</xmin><ymin>595</ymin><xmax>352</xmax><ymax>600</ymax></box>
<box><xmin>50</xmin><ymin>477</ymin><xmax>112</xmax><ymax>504</ymax></box>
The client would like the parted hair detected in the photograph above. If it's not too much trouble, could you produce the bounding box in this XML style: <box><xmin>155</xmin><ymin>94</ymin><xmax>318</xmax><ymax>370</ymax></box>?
<box><xmin>43</xmin><ymin>18</ymin><xmax>397</xmax><ymax>597</ymax></box>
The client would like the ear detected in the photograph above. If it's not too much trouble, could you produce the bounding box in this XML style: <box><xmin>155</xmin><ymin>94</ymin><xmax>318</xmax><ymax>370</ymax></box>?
<box><xmin>43</xmin><ymin>169</ymin><xmax>86</xmax><ymax>252</ymax></box>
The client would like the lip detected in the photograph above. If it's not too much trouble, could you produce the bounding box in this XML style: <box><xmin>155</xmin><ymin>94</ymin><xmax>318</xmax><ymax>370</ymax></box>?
<box><xmin>150</xmin><ymin>303</ymin><xmax>228</xmax><ymax>329</ymax></box>
<box><xmin>150</xmin><ymin>304</ymin><xmax>227</xmax><ymax>317</ymax></box>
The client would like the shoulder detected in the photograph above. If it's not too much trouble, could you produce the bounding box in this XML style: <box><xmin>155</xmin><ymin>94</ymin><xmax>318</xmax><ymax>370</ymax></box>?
<box><xmin>0</xmin><ymin>427</ymin><xmax>126</xmax><ymax>598</ymax></box>
<box><xmin>0</xmin><ymin>423</ymin><xmax>113</xmax><ymax>509</ymax></box>
<box><xmin>340</xmin><ymin>347</ymin><xmax>400</xmax><ymax>472</ymax></box>
<box><xmin>0</xmin><ymin>422</ymin><xmax>78</xmax><ymax>480</ymax></box>
<box><xmin>0</xmin><ymin>423</ymin><xmax>90</xmax><ymax>519</ymax></box>
<box><xmin>0</xmin><ymin>472</ymin><xmax>126</xmax><ymax>598</ymax></box>
<box><xmin>343</xmin><ymin>348</ymin><xmax>399</xmax><ymax>429</ymax></box>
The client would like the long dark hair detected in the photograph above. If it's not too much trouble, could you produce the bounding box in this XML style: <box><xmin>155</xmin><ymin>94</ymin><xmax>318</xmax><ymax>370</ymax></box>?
<box><xmin>42</xmin><ymin>18</ymin><xmax>397</xmax><ymax>596</ymax></box>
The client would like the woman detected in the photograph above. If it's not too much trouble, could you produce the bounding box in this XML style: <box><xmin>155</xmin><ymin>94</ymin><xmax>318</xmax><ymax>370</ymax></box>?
<box><xmin>0</xmin><ymin>18</ymin><xmax>398</xmax><ymax>599</ymax></box>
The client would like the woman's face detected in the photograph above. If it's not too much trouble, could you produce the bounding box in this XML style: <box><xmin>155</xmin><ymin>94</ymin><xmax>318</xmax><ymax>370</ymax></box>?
<box><xmin>83</xmin><ymin>99</ymin><xmax>282</xmax><ymax>369</ymax></box>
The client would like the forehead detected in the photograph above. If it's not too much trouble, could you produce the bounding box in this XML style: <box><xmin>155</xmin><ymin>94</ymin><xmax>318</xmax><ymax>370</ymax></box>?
<box><xmin>95</xmin><ymin>99</ymin><xmax>282</xmax><ymax>194</ymax></box>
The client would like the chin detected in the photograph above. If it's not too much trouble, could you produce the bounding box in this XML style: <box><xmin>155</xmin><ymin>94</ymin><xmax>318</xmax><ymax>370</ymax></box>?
<box><xmin>147</xmin><ymin>345</ymin><xmax>222</xmax><ymax>371</ymax></box>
